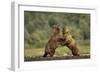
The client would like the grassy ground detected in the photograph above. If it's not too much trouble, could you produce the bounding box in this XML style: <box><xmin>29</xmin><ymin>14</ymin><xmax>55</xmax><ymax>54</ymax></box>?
<box><xmin>24</xmin><ymin>45</ymin><xmax>90</xmax><ymax>61</ymax></box>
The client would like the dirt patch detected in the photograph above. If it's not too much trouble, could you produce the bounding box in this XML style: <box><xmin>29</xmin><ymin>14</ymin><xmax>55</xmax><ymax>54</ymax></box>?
<box><xmin>24</xmin><ymin>55</ymin><xmax>90</xmax><ymax>62</ymax></box>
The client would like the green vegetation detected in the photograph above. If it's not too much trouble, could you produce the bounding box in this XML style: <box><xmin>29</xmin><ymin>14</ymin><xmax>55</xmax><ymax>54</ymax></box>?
<box><xmin>24</xmin><ymin>11</ymin><xmax>90</xmax><ymax>58</ymax></box>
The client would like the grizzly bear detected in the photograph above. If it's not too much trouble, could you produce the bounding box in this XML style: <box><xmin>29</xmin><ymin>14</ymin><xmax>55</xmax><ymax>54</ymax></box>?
<box><xmin>62</xmin><ymin>27</ymin><xmax>80</xmax><ymax>56</ymax></box>
<box><xmin>43</xmin><ymin>25</ymin><xmax>63</xmax><ymax>57</ymax></box>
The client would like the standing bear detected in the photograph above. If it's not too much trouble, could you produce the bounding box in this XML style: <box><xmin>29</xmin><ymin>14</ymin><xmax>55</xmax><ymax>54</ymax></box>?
<box><xmin>43</xmin><ymin>24</ymin><xmax>62</xmax><ymax>57</ymax></box>
<box><xmin>62</xmin><ymin>27</ymin><xmax>80</xmax><ymax>56</ymax></box>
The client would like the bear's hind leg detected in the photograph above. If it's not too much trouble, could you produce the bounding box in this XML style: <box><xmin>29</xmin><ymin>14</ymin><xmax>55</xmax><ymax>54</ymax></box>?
<box><xmin>43</xmin><ymin>52</ymin><xmax>48</xmax><ymax>57</ymax></box>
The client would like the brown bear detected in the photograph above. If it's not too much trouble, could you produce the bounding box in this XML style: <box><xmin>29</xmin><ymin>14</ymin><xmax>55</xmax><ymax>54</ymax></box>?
<box><xmin>62</xmin><ymin>27</ymin><xmax>80</xmax><ymax>56</ymax></box>
<box><xmin>43</xmin><ymin>25</ymin><xmax>63</xmax><ymax>57</ymax></box>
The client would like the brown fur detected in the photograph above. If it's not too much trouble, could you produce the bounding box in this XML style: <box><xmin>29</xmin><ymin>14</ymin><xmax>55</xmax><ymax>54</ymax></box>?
<box><xmin>62</xmin><ymin>27</ymin><xmax>80</xmax><ymax>56</ymax></box>
<box><xmin>43</xmin><ymin>25</ymin><xmax>62</xmax><ymax>57</ymax></box>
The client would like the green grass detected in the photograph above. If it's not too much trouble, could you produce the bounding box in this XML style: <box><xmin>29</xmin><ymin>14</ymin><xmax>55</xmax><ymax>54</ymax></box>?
<box><xmin>24</xmin><ymin>45</ymin><xmax>90</xmax><ymax>58</ymax></box>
